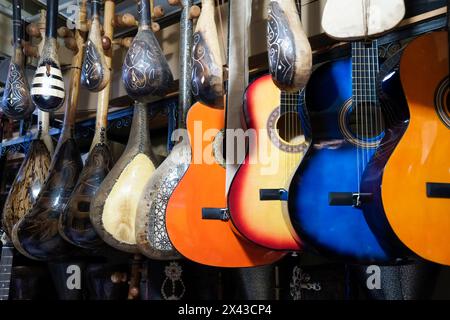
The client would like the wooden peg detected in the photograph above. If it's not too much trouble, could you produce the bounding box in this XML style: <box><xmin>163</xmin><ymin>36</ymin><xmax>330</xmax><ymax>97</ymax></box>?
<box><xmin>113</xmin><ymin>37</ymin><xmax>133</xmax><ymax>49</ymax></box>
<box><xmin>57</xmin><ymin>26</ymin><xmax>74</xmax><ymax>38</ymax></box>
<box><xmin>189</xmin><ymin>5</ymin><xmax>201</xmax><ymax>19</ymax></box>
<box><xmin>102</xmin><ymin>36</ymin><xmax>112</xmax><ymax>51</ymax></box>
<box><xmin>152</xmin><ymin>22</ymin><xmax>160</xmax><ymax>32</ymax></box>
<box><xmin>168</xmin><ymin>0</ymin><xmax>181</xmax><ymax>6</ymax></box>
<box><xmin>152</xmin><ymin>5</ymin><xmax>165</xmax><ymax>18</ymax></box>
<box><xmin>22</xmin><ymin>41</ymin><xmax>39</xmax><ymax>58</ymax></box>
<box><xmin>64</xmin><ymin>37</ymin><xmax>78</xmax><ymax>53</ymax></box>
<box><xmin>26</xmin><ymin>23</ymin><xmax>41</xmax><ymax>38</ymax></box>
<box><xmin>114</xmin><ymin>13</ymin><xmax>138</xmax><ymax>28</ymax></box>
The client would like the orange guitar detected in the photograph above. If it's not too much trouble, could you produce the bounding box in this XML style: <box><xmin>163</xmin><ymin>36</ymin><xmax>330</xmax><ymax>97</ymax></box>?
<box><xmin>165</xmin><ymin>101</ymin><xmax>285</xmax><ymax>267</ymax></box>
<box><xmin>380</xmin><ymin>31</ymin><xmax>450</xmax><ymax>265</ymax></box>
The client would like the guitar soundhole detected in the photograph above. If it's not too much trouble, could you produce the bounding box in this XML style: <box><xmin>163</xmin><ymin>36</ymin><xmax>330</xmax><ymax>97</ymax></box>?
<box><xmin>276</xmin><ymin>112</ymin><xmax>304</xmax><ymax>144</ymax></box>
<box><xmin>339</xmin><ymin>99</ymin><xmax>384</xmax><ymax>148</ymax></box>
<box><xmin>435</xmin><ymin>77</ymin><xmax>450</xmax><ymax>129</ymax></box>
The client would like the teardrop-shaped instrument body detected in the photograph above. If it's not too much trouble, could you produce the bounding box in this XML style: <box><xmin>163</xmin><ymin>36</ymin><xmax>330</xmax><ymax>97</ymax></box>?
<box><xmin>122</xmin><ymin>0</ymin><xmax>173</xmax><ymax>102</ymax></box>
<box><xmin>31</xmin><ymin>0</ymin><xmax>65</xmax><ymax>112</ymax></box>
<box><xmin>2</xmin><ymin>139</ymin><xmax>51</xmax><ymax>238</ymax></box>
<box><xmin>90</xmin><ymin>103</ymin><xmax>159</xmax><ymax>253</ymax></box>
<box><xmin>191</xmin><ymin>0</ymin><xmax>223</xmax><ymax>107</ymax></box>
<box><xmin>267</xmin><ymin>0</ymin><xmax>312</xmax><ymax>92</ymax></box>
<box><xmin>81</xmin><ymin>0</ymin><xmax>110</xmax><ymax>92</ymax></box>
<box><xmin>1</xmin><ymin>0</ymin><xmax>34</xmax><ymax>120</ymax></box>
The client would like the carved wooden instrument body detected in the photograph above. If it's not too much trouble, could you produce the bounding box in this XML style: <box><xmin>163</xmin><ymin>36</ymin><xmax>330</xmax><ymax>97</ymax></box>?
<box><xmin>376</xmin><ymin>31</ymin><xmax>450</xmax><ymax>265</ymax></box>
<box><xmin>91</xmin><ymin>102</ymin><xmax>158</xmax><ymax>253</ymax></box>
<box><xmin>1</xmin><ymin>0</ymin><xmax>33</xmax><ymax>120</ymax></box>
<box><xmin>81</xmin><ymin>0</ymin><xmax>111</xmax><ymax>92</ymax></box>
<box><xmin>228</xmin><ymin>75</ymin><xmax>307</xmax><ymax>251</ymax></box>
<box><xmin>322</xmin><ymin>0</ymin><xmax>405</xmax><ymax>40</ymax></box>
<box><xmin>191</xmin><ymin>0</ymin><xmax>223</xmax><ymax>107</ymax></box>
<box><xmin>267</xmin><ymin>0</ymin><xmax>311</xmax><ymax>92</ymax></box>
<box><xmin>3</xmin><ymin>11</ymin><xmax>53</xmax><ymax>240</ymax></box>
<box><xmin>12</xmin><ymin>23</ymin><xmax>86</xmax><ymax>261</ymax></box>
<box><xmin>122</xmin><ymin>0</ymin><xmax>174</xmax><ymax>101</ymax></box>
<box><xmin>60</xmin><ymin>0</ymin><xmax>116</xmax><ymax>249</ymax></box>
<box><xmin>135</xmin><ymin>0</ymin><xmax>194</xmax><ymax>260</ymax></box>
<box><xmin>31</xmin><ymin>0</ymin><xmax>65</xmax><ymax>112</ymax></box>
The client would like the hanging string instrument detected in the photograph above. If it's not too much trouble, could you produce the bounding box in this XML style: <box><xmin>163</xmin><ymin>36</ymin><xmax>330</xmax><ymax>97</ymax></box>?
<box><xmin>81</xmin><ymin>0</ymin><xmax>111</xmax><ymax>92</ymax></box>
<box><xmin>12</xmin><ymin>1</ymin><xmax>88</xmax><ymax>261</ymax></box>
<box><xmin>135</xmin><ymin>0</ymin><xmax>199</xmax><ymax>260</ymax></box>
<box><xmin>122</xmin><ymin>0</ymin><xmax>173</xmax><ymax>102</ymax></box>
<box><xmin>165</xmin><ymin>0</ymin><xmax>284</xmax><ymax>267</ymax></box>
<box><xmin>59</xmin><ymin>0</ymin><xmax>116</xmax><ymax>249</ymax></box>
<box><xmin>31</xmin><ymin>0</ymin><xmax>66</xmax><ymax>112</ymax></box>
<box><xmin>228</xmin><ymin>0</ymin><xmax>311</xmax><ymax>251</ymax></box>
<box><xmin>1</xmin><ymin>0</ymin><xmax>33</xmax><ymax>120</ymax></box>
<box><xmin>90</xmin><ymin>0</ymin><xmax>172</xmax><ymax>253</ymax></box>
<box><xmin>322</xmin><ymin>0</ymin><xmax>405</xmax><ymax>40</ymax></box>
<box><xmin>2</xmin><ymin>11</ymin><xmax>53</xmax><ymax>240</ymax></box>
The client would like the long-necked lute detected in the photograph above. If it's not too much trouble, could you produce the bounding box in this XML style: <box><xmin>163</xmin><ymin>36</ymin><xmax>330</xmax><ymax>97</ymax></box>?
<box><xmin>3</xmin><ymin>11</ymin><xmax>53</xmax><ymax>240</ymax></box>
<box><xmin>31</xmin><ymin>0</ymin><xmax>65</xmax><ymax>112</ymax></box>
<box><xmin>12</xmin><ymin>3</ymin><xmax>87</xmax><ymax>260</ymax></box>
<box><xmin>60</xmin><ymin>0</ymin><xmax>116</xmax><ymax>249</ymax></box>
<box><xmin>81</xmin><ymin>0</ymin><xmax>111</xmax><ymax>92</ymax></box>
<box><xmin>122</xmin><ymin>0</ymin><xmax>173</xmax><ymax>102</ymax></box>
<box><xmin>1</xmin><ymin>0</ymin><xmax>33</xmax><ymax>120</ymax></box>
<box><xmin>228</xmin><ymin>0</ymin><xmax>310</xmax><ymax>251</ymax></box>
<box><xmin>135</xmin><ymin>0</ymin><xmax>197</xmax><ymax>260</ymax></box>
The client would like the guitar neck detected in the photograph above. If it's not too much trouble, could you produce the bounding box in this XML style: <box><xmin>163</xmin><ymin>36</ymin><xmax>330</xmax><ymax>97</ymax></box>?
<box><xmin>0</xmin><ymin>244</ymin><xmax>14</xmax><ymax>300</ymax></box>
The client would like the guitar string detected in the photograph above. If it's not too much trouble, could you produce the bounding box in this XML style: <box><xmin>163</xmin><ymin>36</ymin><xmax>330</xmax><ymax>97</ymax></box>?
<box><xmin>354</xmin><ymin>42</ymin><xmax>361</xmax><ymax>192</ymax></box>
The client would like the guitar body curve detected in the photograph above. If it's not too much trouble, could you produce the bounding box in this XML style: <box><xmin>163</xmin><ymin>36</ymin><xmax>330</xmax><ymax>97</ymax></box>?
<box><xmin>228</xmin><ymin>75</ymin><xmax>305</xmax><ymax>251</ymax></box>
<box><xmin>288</xmin><ymin>58</ymin><xmax>395</xmax><ymax>262</ymax></box>
<box><xmin>166</xmin><ymin>101</ymin><xmax>285</xmax><ymax>267</ymax></box>
<box><xmin>381</xmin><ymin>31</ymin><xmax>450</xmax><ymax>265</ymax></box>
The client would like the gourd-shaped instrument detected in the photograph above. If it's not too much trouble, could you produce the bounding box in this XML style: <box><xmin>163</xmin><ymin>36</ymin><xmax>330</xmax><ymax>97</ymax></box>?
<box><xmin>59</xmin><ymin>0</ymin><xmax>116</xmax><ymax>249</ymax></box>
<box><xmin>135</xmin><ymin>0</ymin><xmax>198</xmax><ymax>260</ymax></box>
<box><xmin>81</xmin><ymin>0</ymin><xmax>111</xmax><ymax>92</ymax></box>
<box><xmin>31</xmin><ymin>0</ymin><xmax>65</xmax><ymax>112</ymax></box>
<box><xmin>322</xmin><ymin>0</ymin><xmax>405</xmax><ymax>40</ymax></box>
<box><xmin>12</xmin><ymin>2</ymin><xmax>87</xmax><ymax>260</ymax></box>
<box><xmin>267</xmin><ymin>0</ymin><xmax>311</xmax><ymax>91</ymax></box>
<box><xmin>1</xmin><ymin>0</ymin><xmax>33</xmax><ymax>120</ymax></box>
<box><xmin>191</xmin><ymin>0</ymin><xmax>223</xmax><ymax>107</ymax></box>
<box><xmin>3</xmin><ymin>11</ymin><xmax>54</xmax><ymax>239</ymax></box>
<box><xmin>122</xmin><ymin>0</ymin><xmax>173</xmax><ymax>101</ymax></box>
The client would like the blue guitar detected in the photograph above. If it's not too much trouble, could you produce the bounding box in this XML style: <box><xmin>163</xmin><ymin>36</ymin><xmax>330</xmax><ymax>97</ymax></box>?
<box><xmin>288</xmin><ymin>41</ymin><xmax>404</xmax><ymax>262</ymax></box>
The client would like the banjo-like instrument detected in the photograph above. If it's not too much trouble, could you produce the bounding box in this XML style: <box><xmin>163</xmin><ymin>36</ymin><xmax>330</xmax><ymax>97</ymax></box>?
<box><xmin>1</xmin><ymin>0</ymin><xmax>33</xmax><ymax>120</ymax></box>
<box><xmin>81</xmin><ymin>0</ymin><xmax>111</xmax><ymax>92</ymax></box>
<box><xmin>60</xmin><ymin>0</ymin><xmax>116</xmax><ymax>249</ymax></box>
<box><xmin>135</xmin><ymin>0</ymin><xmax>198</xmax><ymax>260</ymax></box>
<box><xmin>12</xmin><ymin>1</ymin><xmax>87</xmax><ymax>260</ymax></box>
<box><xmin>30</xmin><ymin>0</ymin><xmax>66</xmax><ymax>112</ymax></box>
<box><xmin>122</xmin><ymin>0</ymin><xmax>173</xmax><ymax>102</ymax></box>
<box><xmin>91</xmin><ymin>0</ymin><xmax>172</xmax><ymax>253</ymax></box>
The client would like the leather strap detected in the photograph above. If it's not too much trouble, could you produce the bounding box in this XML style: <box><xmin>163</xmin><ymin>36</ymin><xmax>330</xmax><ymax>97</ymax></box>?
<box><xmin>225</xmin><ymin>0</ymin><xmax>252</xmax><ymax>192</ymax></box>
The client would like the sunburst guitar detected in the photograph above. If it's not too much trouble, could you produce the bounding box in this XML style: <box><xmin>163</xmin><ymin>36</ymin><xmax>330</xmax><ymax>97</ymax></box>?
<box><xmin>228</xmin><ymin>75</ymin><xmax>307</xmax><ymax>250</ymax></box>
<box><xmin>378</xmin><ymin>31</ymin><xmax>450</xmax><ymax>265</ymax></box>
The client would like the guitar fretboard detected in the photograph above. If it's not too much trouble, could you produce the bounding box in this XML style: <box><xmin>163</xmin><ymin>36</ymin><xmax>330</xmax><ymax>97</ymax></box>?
<box><xmin>351</xmin><ymin>41</ymin><xmax>379</xmax><ymax>103</ymax></box>
<box><xmin>0</xmin><ymin>245</ymin><xmax>13</xmax><ymax>301</ymax></box>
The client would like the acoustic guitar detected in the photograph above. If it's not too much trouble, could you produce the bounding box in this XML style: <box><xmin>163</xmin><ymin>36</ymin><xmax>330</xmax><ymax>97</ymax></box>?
<box><xmin>122</xmin><ymin>0</ymin><xmax>173</xmax><ymax>102</ymax></box>
<box><xmin>322</xmin><ymin>0</ymin><xmax>405</xmax><ymax>40</ymax></box>
<box><xmin>90</xmin><ymin>0</ymin><xmax>171</xmax><ymax>253</ymax></box>
<box><xmin>81</xmin><ymin>0</ymin><xmax>111</xmax><ymax>92</ymax></box>
<box><xmin>59</xmin><ymin>0</ymin><xmax>116</xmax><ymax>249</ymax></box>
<box><xmin>165</xmin><ymin>0</ymin><xmax>284</xmax><ymax>267</ymax></box>
<box><xmin>1</xmin><ymin>0</ymin><xmax>33</xmax><ymax>120</ymax></box>
<box><xmin>373</xmin><ymin>31</ymin><xmax>450</xmax><ymax>265</ymax></box>
<box><xmin>2</xmin><ymin>11</ymin><xmax>53</xmax><ymax>241</ymax></box>
<box><xmin>228</xmin><ymin>0</ymin><xmax>310</xmax><ymax>251</ymax></box>
<box><xmin>31</xmin><ymin>0</ymin><xmax>65</xmax><ymax>112</ymax></box>
<box><xmin>135</xmin><ymin>0</ymin><xmax>198</xmax><ymax>260</ymax></box>
<box><xmin>12</xmin><ymin>2</ymin><xmax>87</xmax><ymax>260</ymax></box>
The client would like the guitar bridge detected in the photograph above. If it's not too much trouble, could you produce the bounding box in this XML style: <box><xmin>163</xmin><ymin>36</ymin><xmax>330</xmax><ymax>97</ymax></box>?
<box><xmin>202</xmin><ymin>208</ymin><xmax>230</xmax><ymax>221</ymax></box>
<box><xmin>328</xmin><ymin>192</ymin><xmax>373</xmax><ymax>207</ymax></box>
<box><xmin>427</xmin><ymin>183</ymin><xmax>450</xmax><ymax>199</ymax></box>
<box><xmin>259</xmin><ymin>189</ymin><xmax>289</xmax><ymax>201</ymax></box>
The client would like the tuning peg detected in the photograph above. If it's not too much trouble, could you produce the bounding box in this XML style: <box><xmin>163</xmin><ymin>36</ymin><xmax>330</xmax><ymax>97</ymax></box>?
<box><xmin>64</xmin><ymin>37</ymin><xmax>78</xmax><ymax>53</ymax></box>
<box><xmin>114</xmin><ymin>13</ymin><xmax>138</xmax><ymax>28</ymax></box>
<box><xmin>26</xmin><ymin>23</ymin><xmax>41</xmax><ymax>38</ymax></box>
<box><xmin>57</xmin><ymin>26</ymin><xmax>74</xmax><ymax>38</ymax></box>
<box><xmin>22</xmin><ymin>41</ymin><xmax>39</xmax><ymax>58</ymax></box>
<box><xmin>152</xmin><ymin>22</ymin><xmax>160</xmax><ymax>32</ymax></box>
<box><xmin>113</xmin><ymin>37</ymin><xmax>133</xmax><ymax>49</ymax></box>
<box><xmin>102</xmin><ymin>36</ymin><xmax>112</xmax><ymax>51</ymax></box>
<box><xmin>168</xmin><ymin>0</ymin><xmax>181</xmax><ymax>6</ymax></box>
<box><xmin>189</xmin><ymin>5</ymin><xmax>201</xmax><ymax>19</ymax></box>
<box><xmin>153</xmin><ymin>5</ymin><xmax>165</xmax><ymax>18</ymax></box>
